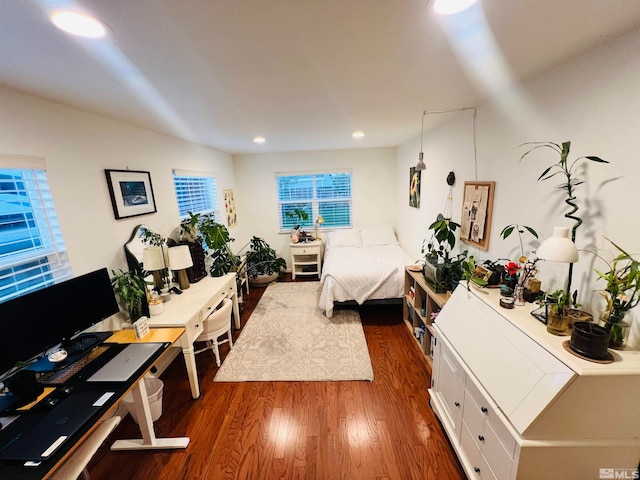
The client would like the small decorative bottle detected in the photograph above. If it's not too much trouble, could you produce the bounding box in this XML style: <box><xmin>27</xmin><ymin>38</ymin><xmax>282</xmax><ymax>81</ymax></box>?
<box><xmin>513</xmin><ymin>284</ymin><xmax>525</xmax><ymax>306</ymax></box>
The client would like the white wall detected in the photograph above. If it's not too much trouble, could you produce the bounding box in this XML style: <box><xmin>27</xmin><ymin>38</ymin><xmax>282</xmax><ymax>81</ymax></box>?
<box><xmin>233</xmin><ymin>148</ymin><xmax>397</xmax><ymax>261</ymax></box>
<box><xmin>0</xmin><ymin>87</ymin><xmax>236</xmax><ymax>276</ymax></box>
<box><xmin>396</xmin><ymin>27</ymin><xmax>640</xmax><ymax>346</ymax></box>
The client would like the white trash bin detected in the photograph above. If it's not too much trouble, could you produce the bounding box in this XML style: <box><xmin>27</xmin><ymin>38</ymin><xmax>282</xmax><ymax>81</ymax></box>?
<box><xmin>122</xmin><ymin>377</ymin><xmax>163</xmax><ymax>424</ymax></box>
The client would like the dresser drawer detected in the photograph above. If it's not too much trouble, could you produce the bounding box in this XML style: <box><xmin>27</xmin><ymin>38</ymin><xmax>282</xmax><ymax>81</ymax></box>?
<box><xmin>292</xmin><ymin>246</ymin><xmax>320</xmax><ymax>256</ymax></box>
<box><xmin>200</xmin><ymin>292</ymin><xmax>228</xmax><ymax>321</ymax></box>
<box><xmin>463</xmin><ymin>391</ymin><xmax>514</xmax><ymax>480</ymax></box>
<box><xmin>465</xmin><ymin>378</ymin><xmax>516</xmax><ymax>458</ymax></box>
<box><xmin>461</xmin><ymin>424</ymin><xmax>497</xmax><ymax>480</ymax></box>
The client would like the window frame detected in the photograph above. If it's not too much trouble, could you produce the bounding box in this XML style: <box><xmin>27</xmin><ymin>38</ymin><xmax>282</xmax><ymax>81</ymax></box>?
<box><xmin>172</xmin><ymin>169</ymin><xmax>220</xmax><ymax>220</ymax></box>
<box><xmin>276</xmin><ymin>170</ymin><xmax>353</xmax><ymax>233</ymax></box>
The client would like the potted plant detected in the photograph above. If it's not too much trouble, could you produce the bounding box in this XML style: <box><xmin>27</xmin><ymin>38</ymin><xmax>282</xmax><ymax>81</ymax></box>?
<box><xmin>179</xmin><ymin>212</ymin><xmax>207</xmax><ymax>283</ymax></box>
<box><xmin>111</xmin><ymin>269</ymin><xmax>147</xmax><ymax>322</ymax></box>
<box><xmin>520</xmin><ymin>141</ymin><xmax>607</xmax><ymax>300</ymax></box>
<box><xmin>594</xmin><ymin>238</ymin><xmax>639</xmax><ymax>349</ymax></box>
<box><xmin>285</xmin><ymin>207</ymin><xmax>311</xmax><ymax>243</ymax></box>
<box><xmin>198</xmin><ymin>214</ymin><xmax>242</xmax><ymax>277</ymax></box>
<box><xmin>245</xmin><ymin>236</ymin><xmax>287</xmax><ymax>286</ymax></box>
<box><xmin>421</xmin><ymin>214</ymin><xmax>467</xmax><ymax>293</ymax></box>
<box><xmin>500</xmin><ymin>223</ymin><xmax>538</xmax><ymax>263</ymax></box>
<box><xmin>544</xmin><ymin>289</ymin><xmax>576</xmax><ymax>336</ymax></box>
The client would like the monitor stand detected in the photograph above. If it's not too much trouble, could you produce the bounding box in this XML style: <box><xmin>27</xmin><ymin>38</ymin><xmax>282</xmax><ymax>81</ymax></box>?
<box><xmin>25</xmin><ymin>331</ymin><xmax>113</xmax><ymax>373</ymax></box>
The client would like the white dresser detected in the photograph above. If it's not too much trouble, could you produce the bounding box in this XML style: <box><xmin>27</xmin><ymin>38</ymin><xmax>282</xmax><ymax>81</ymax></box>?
<box><xmin>429</xmin><ymin>286</ymin><xmax>640</xmax><ymax>480</ymax></box>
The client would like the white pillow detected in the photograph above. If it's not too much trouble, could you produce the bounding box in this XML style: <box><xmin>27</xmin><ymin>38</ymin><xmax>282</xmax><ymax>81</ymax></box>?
<box><xmin>327</xmin><ymin>229</ymin><xmax>362</xmax><ymax>247</ymax></box>
<box><xmin>360</xmin><ymin>226</ymin><xmax>399</xmax><ymax>246</ymax></box>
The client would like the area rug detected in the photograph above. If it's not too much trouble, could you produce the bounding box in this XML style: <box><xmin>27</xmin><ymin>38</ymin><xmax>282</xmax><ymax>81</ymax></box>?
<box><xmin>214</xmin><ymin>282</ymin><xmax>374</xmax><ymax>382</ymax></box>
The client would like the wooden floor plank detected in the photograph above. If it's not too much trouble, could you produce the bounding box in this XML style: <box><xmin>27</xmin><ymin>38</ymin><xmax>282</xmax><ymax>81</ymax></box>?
<box><xmin>89</xmin><ymin>279</ymin><xmax>465</xmax><ymax>479</ymax></box>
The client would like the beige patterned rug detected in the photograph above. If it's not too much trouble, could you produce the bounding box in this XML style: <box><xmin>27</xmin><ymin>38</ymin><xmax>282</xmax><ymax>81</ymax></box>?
<box><xmin>214</xmin><ymin>282</ymin><xmax>374</xmax><ymax>382</ymax></box>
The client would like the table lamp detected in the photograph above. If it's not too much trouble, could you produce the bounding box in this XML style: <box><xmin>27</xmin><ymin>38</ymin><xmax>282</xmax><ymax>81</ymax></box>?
<box><xmin>143</xmin><ymin>246</ymin><xmax>166</xmax><ymax>291</ymax></box>
<box><xmin>536</xmin><ymin>226</ymin><xmax>579</xmax><ymax>292</ymax></box>
<box><xmin>315</xmin><ymin>214</ymin><xmax>324</xmax><ymax>240</ymax></box>
<box><xmin>168</xmin><ymin>245</ymin><xmax>193</xmax><ymax>290</ymax></box>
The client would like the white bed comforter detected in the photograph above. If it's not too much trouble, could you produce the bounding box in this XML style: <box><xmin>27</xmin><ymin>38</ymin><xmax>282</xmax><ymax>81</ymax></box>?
<box><xmin>319</xmin><ymin>244</ymin><xmax>415</xmax><ymax>318</ymax></box>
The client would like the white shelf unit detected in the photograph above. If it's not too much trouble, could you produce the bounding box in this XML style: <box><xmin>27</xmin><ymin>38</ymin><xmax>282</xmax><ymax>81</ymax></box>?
<box><xmin>403</xmin><ymin>267</ymin><xmax>449</xmax><ymax>369</ymax></box>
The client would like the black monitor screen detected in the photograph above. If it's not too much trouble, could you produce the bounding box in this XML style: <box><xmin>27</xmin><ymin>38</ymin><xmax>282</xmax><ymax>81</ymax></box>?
<box><xmin>0</xmin><ymin>268</ymin><xmax>119</xmax><ymax>376</ymax></box>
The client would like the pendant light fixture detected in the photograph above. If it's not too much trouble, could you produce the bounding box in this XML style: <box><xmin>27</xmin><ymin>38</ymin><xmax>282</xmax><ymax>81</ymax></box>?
<box><xmin>416</xmin><ymin>112</ymin><xmax>427</xmax><ymax>171</ymax></box>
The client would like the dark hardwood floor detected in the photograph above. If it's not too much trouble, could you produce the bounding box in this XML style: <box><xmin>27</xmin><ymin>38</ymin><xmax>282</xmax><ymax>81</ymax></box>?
<box><xmin>89</xmin><ymin>276</ymin><xmax>465</xmax><ymax>479</ymax></box>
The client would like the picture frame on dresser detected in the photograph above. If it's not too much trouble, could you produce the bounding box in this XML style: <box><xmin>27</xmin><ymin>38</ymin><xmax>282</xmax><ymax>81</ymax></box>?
<box><xmin>105</xmin><ymin>169</ymin><xmax>157</xmax><ymax>219</ymax></box>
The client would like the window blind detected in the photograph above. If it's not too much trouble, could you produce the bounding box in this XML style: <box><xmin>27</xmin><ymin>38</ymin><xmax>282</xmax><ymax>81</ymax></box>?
<box><xmin>0</xmin><ymin>163</ymin><xmax>72</xmax><ymax>303</ymax></box>
<box><xmin>276</xmin><ymin>172</ymin><xmax>352</xmax><ymax>230</ymax></box>
<box><xmin>172</xmin><ymin>171</ymin><xmax>219</xmax><ymax>218</ymax></box>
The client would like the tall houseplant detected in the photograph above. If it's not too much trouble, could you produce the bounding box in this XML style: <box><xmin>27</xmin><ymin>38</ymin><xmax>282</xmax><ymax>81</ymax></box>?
<box><xmin>198</xmin><ymin>214</ymin><xmax>241</xmax><ymax>277</ymax></box>
<box><xmin>520</xmin><ymin>141</ymin><xmax>607</xmax><ymax>299</ymax></box>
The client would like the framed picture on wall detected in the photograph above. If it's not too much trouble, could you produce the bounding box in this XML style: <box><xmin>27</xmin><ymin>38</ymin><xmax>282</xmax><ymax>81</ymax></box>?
<box><xmin>409</xmin><ymin>167</ymin><xmax>421</xmax><ymax>208</ymax></box>
<box><xmin>460</xmin><ymin>181</ymin><xmax>495</xmax><ymax>251</ymax></box>
<box><xmin>105</xmin><ymin>169</ymin><xmax>157</xmax><ymax>219</ymax></box>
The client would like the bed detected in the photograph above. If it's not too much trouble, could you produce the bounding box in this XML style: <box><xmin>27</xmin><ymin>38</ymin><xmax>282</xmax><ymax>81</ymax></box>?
<box><xmin>319</xmin><ymin>226</ymin><xmax>416</xmax><ymax>318</ymax></box>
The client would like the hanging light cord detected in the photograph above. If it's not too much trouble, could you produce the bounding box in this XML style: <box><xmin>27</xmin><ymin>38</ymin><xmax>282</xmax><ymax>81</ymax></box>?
<box><xmin>420</xmin><ymin>106</ymin><xmax>477</xmax><ymax>179</ymax></box>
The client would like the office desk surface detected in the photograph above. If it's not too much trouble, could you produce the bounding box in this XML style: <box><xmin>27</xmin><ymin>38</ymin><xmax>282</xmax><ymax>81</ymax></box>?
<box><xmin>0</xmin><ymin>329</ymin><xmax>183</xmax><ymax>480</ymax></box>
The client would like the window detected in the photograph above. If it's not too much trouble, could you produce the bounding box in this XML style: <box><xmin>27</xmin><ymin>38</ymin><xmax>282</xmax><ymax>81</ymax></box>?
<box><xmin>172</xmin><ymin>170</ymin><xmax>219</xmax><ymax>218</ymax></box>
<box><xmin>277</xmin><ymin>171</ymin><xmax>352</xmax><ymax>231</ymax></box>
<box><xmin>0</xmin><ymin>155</ymin><xmax>72</xmax><ymax>303</ymax></box>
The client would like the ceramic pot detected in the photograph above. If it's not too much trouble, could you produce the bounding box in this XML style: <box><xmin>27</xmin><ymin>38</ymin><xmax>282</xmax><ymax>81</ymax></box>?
<box><xmin>570</xmin><ymin>321</ymin><xmax>611</xmax><ymax>360</ymax></box>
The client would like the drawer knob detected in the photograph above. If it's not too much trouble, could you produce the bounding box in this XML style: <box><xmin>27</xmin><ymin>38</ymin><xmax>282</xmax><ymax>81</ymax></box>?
<box><xmin>474</xmin><ymin>467</ymin><xmax>481</xmax><ymax>473</ymax></box>
<box><xmin>481</xmin><ymin>407</ymin><xmax>488</xmax><ymax>413</ymax></box>
<box><xmin>478</xmin><ymin>435</ymin><xmax>485</xmax><ymax>442</ymax></box>
<box><xmin>454</xmin><ymin>402</ymin><xmax>460</xmax><ymax>407</ymax></box>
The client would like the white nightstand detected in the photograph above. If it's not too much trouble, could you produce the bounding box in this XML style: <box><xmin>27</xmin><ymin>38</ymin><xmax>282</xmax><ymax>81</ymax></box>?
<box><xmin>289</xmin><ymin>239</ymin><xmax>323</xmax><ymax>279</ymax></box>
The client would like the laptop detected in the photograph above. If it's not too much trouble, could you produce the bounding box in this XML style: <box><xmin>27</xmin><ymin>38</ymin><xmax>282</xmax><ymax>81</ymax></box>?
<box><xmin>86</xmin><ymin>343</ymin><xmax>164</xmax><ymax>383</ymax></box>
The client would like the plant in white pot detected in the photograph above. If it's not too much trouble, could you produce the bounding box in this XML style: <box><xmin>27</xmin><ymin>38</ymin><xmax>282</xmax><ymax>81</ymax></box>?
<box><xmin>246</xmin><ymin>236</ymin><xmax>287</xmax><ymax>286</ymax></box>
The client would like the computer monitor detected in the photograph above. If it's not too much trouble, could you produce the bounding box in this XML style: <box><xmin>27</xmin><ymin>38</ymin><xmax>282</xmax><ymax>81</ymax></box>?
<box><xmin>0</xmin><ymin>268</ymin><xmax>119</xmax><ymax>377</ymax></box>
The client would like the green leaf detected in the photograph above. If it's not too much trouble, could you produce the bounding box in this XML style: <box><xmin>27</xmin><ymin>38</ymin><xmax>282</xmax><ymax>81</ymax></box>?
<box><xmin>501</xmin><ymin>226</ymin><xmax>515</xmax><ymax>239</ymax></box>
<box><xmin>523</xmin><ymin>226</ymin><xmax>538</xmax><ymax>238</ymax></box>
<box><xmin>585</xmin><ymin>156</ymin><xmax>608</xmax><ymax>163</ymax></box>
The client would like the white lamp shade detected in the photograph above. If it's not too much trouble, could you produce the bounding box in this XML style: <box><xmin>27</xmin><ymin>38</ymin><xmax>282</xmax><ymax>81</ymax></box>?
<box><xmin>142</xmin><ymin>247</ymin><xmax>165</xmax><ymax>271</ymax></box>
<box><xmin>168</xmin><ymin>245</ymin><xmax>193</xmax><ymax>270</ymax></box>
<box><xmin>537</xmin><ymin>227</ymin><xmax>579</xmax><ymax>263</ymax></box>
<box><xmin>316</xmin><ymin>215</ymin><xmax>325</xmax><ymax>225</ymax></box>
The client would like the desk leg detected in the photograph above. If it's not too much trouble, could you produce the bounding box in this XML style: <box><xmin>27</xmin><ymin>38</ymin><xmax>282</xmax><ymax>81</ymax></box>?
<box><xmin>232</xmin><ymin>292</ymin><xmax>241</xmax><ymax>330</ymax></box>
<box><xmin>111</xmin><ymin>377</ymin><xmax>190</xmax><ymax>451</ymax></box>
<box><xmin>182</xmin><ymin>345</ymin><xmax>201</xmax><ymax>399</ymax></box>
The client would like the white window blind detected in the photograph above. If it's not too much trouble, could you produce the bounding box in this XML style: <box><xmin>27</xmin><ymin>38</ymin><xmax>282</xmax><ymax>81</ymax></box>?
<box><xmin>172</xmin><ymin>170</ymin><xmax>219</xmax><ymax>218</ymax></box>
<box><xmin>276</xmin><ymin>172</ymin><xmax>352</xmax><ymax>230</ymax></box>
<box><xmin>0</xmin><ymin>159</ymin><xmax>72</xmax><ymax>303</ymax></box>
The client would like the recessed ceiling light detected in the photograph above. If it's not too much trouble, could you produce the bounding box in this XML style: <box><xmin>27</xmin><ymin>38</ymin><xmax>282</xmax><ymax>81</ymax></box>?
<box><xmin>352</xmin><ymin>131</ymin><xmax>365</xmax><ymax>139</ymax></box>
<box><xmin>433</xmin><ymin>0</ymin><xmax>478</xmax><ymax>15</ymax></box>
<box><xmin>51</xmin><ymin>11</ymin><xmax>107</xmax><ymax>38</ymax></box>
<box><xmin>253</xmin><ymin>136</ymin><xmax>266</xmax><ymax>143</ymax></box>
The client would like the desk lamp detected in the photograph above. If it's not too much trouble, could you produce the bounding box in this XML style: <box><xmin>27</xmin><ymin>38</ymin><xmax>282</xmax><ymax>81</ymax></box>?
<box><xmin>168</xmin><ymin>245</ymin><xmax>193</xmax><ymax>290</ymax></box>
<box><xmin>142</xmin><ymin>246</ymin><xmax>166</xmax><ymax>292</ymax></box>
<box><xmin>315</xmin><ymin>214</ymin><xmax>325</xmax><ymax>240</ymax></box>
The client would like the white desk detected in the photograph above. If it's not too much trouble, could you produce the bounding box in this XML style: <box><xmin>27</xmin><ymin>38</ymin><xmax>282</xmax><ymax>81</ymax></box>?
<box><xmin>145</xmin><ymin>274</ymin><xmax>239</xmax><ymax>399</ymax></box>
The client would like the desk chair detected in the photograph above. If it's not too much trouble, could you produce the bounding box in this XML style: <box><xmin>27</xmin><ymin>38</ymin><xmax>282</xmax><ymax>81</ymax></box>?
<box><xmin>194</xmin><ymin>297</ymin><xmax>233</xmax><ymax>367</ymax></box>
<box><xmin>50</xmin><ymin>415</ymin><xmax>121</xmax><ymax>480</ymax></box>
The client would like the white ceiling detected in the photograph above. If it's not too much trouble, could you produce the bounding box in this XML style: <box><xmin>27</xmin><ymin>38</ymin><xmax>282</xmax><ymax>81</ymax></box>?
<box><xmin>2</xmin><ymin>0</ymin><xmax>640</xmax><ymax>154</ymax></box>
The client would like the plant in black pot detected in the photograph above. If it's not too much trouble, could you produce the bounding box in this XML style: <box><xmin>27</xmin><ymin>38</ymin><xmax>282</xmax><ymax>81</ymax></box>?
<box><xmin>421</xmin><ymin>214</ymin><xmax>467</xmax><ymax>293</ymax></box>
<box><xmin>179</xmin><ymin>212</ymin><xmax>207</xmax><ymax>283</ymax></box>
<box><xmin>245</xmin><ymin>236</ymin><xmax>287</xmax><ymax>286</ymax></box>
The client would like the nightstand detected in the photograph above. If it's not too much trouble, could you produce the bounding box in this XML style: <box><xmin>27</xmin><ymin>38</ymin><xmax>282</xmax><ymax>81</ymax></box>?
<box><xmin>289</xmin><ymin>239</ymin><xmax>323</xmax><ymax>279</ymax></box>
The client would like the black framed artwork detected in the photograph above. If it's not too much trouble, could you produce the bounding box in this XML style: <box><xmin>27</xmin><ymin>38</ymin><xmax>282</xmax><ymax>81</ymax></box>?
<box><xmin>105</xmin><ymin>169</ymin><xmax>157</xmax><ymax>220</ymax></box>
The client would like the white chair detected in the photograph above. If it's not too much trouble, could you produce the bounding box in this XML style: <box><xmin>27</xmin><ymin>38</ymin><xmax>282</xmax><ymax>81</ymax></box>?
<box><xmin>194</xmin><ymin>297</ymin><xmax>233</xmax><ymax>366</ymax></box>
<box><xmin>50</xmin><ymin>415</ymin><xmax>121</xmax><ymax>480</ymax></box>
